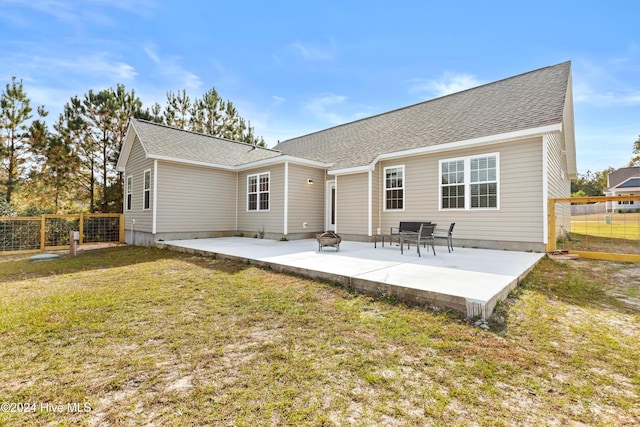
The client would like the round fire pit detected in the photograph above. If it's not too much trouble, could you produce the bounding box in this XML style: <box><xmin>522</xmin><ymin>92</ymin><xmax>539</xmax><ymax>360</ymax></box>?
<box><xmin>316</xmin><ymin>232</ymin><xmax>341</xmax><ymax>252</ymax></box>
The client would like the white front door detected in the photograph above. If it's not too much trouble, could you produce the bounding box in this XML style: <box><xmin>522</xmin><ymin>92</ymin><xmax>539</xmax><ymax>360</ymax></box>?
<box><xmin>326</xmin><ymin>180</ymin><xmax>336</xmax><ymax>231</ymax></box>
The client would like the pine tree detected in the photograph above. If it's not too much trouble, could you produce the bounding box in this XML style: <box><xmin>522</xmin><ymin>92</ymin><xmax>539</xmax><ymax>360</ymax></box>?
<box><xmin>0</xmin><ymin>77</ymin><xmax>34</xmax><ymax>203</ymax></box>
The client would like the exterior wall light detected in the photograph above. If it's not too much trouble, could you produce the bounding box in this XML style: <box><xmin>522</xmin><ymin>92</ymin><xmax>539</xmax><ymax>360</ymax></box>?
<box><xmin>307</xmin><ymin>179</ymin><xmax>314</xmax><ymax>184</ymax></box>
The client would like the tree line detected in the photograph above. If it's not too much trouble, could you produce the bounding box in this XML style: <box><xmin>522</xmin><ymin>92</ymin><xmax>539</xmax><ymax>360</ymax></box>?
<box><xmin>0</xmin><ymin>77</ymin><xmax>265</xmax><ymax>216</ymax></box>
<box><xmin>571</xmin><ymin>136</ymin><xmax>640</xmax><ymax>197</ymax></box>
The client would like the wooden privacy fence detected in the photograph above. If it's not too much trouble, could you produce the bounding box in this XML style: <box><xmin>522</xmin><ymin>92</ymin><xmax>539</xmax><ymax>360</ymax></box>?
<box><xmin>0</xmin><ymin>213</ymin><xmax>124</xmax><ymax>253</ymax></box>
<box><xmin>548</xmin><ymin>196</ymin><xmax>640</xmax><ymax>262</ymax></box>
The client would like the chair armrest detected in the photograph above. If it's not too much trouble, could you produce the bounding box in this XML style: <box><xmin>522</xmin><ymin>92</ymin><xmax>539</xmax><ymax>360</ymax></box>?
<box><xmin>400</xmin><ymin>231</ymin><xmax>419</xmax><ymax>240</ymax></box>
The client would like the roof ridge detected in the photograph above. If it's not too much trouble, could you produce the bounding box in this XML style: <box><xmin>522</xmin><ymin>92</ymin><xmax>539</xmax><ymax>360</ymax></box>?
<box><xmin>279</xmin><ymin>61</ymin><xmax>571</xmax><ymax>144</ymax></box>
<box><xmin>133</xmin><ymin>118</ymin><xmax>281</xmax><ymax>153</ymax></box>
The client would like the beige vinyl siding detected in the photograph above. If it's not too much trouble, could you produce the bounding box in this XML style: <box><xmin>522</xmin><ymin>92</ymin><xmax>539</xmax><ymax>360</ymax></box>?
<box><xmin>546</xmin><ymin>132</ymin><xmax>571</xmax><ymax>237</ymax></box>
<box><xmin>546</xmin><ymin>132</ymin><xmax>570</xmax><ymax>199</ymax></box>
<box><xmin>371</xmin><ymin>167</ymin><xmax>380</xmax><ymax>234</ymax></box>
<box><xmin>155</xmin><ymin>161</ymin><xmax>236</xmax><ymax>233</ymax></box>
<box><xmin>123</xmin><ymin>136</ymin><xmax>153</xmax><ymax>232</ymax></box>
<box><xmin>286</xmin><ymin>164</ymin><xmax>325</xmax><ymax>234</ymax></box>
<box><xmin>377</xmin><ymin>137</ymin><xmax>545</xmax><ymax>244</ymax></box>
<box><xmin>336</xmin><ymin>174</ymin><xmax>369</xmax><ymax>235</ymax></box>
<box><xmin>237</xmin><ymin>165</ymin><xmax>285</xmax><ymax>234</ymax></box>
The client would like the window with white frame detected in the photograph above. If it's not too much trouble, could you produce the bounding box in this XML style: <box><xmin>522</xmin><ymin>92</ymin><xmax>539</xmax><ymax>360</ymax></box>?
<box><xmin>441</xmin><ymin>159</ymin><xmax>465</xmax><ymax>209</ymax></box>
<box><xmin>470</xmin><ymin>155</ymin><xmax>498</xmax><ymax>208</ymax></box>
<box><xmin>143</xmin><ymin>169</ymin><xmax>151</xmax><ymax>210</ymax></box>
<box><xmin>126</xmin><ymin>176</ymin><xmax>132</xmax><ymax>211</ymax></box>
<box><xmin>384</xmin><ymin>165</ymin><xmax>404</xmax><ymax>210</ymax></box>
<box><xmin>248</xmin><ymin>172</ymin><xmax>269</xmax><ymax>211</ymax></box>
<box><xmin>440</xmin><ymin>153</ymin><xmax>499</xmax><ymax>210</ymax></box>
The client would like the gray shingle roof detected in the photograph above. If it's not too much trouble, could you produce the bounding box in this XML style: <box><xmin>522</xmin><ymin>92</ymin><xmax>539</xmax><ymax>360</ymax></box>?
<box><xmin>617</xmin><ymin>178</ymin><xmax>640</xmax><ymax>189</ymax></box>
<box><xmin>132</xmin><ymin>119</ymin><xmax>282</xmax><ymax>167</ymax></box>
<box><xmin>274</xmin><ymin>62</ymin><xmax>571</xmax><ymax>171</ymax></box>
<box><xmin>608</xmin><ymin>167</ymin><xmax>640</xmax><ymax>189</ymax></box>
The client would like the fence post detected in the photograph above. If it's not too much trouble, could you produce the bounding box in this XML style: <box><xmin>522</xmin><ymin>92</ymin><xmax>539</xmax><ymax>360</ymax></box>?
<box><xmin>547</xmin><ymin>199</ymin><xmax>556</xmax><ymax>253</ymax></box>
<box><xmin>40</xmin><ymin>215</ymin><xmax>46</xmax><ymax>251</ymax></box>
<box><xmin>119</xmin><ymin>214</ymin><xmax>125</xmax><ymax>243</ymax></box>
<box><xmin>79</xmin><ymin>214</ymin><xmax>84</xmax><ymax>245</ymax></box>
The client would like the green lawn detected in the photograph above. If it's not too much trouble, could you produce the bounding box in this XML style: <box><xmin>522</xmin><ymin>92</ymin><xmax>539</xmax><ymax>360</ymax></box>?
<box><xmin>1</xmin><ymin>246</ymin><xmax>639</xmax><ymax>426</ymax></box>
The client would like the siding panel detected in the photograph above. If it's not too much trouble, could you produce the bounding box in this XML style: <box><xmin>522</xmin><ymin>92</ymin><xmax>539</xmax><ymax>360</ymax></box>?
<box><xmin>123</xmin><ymin>135</ymin><xmax>153</xmax><ymax>232</ymax></box>
<box><xmin>287</xmin><ymin>164</ymin><xmax>325</xmax><ymax>234</ymax></box>
<box><xmin>237</xmin><ymin>165</ymin><xmax>285</xmax><ymax>235</ymax></box>
<box><xmin>375</xmin><ymin>138</ymin><xmax>545</xmax><ymax>245</ymax></box>
<box><xmin>156</xmin><ymin>162</ymin><xmax>236</xmax><ymax>233</ymax></box>
<box><xmin>336</xmin><ymin>174</ymin><xmax>368</xmax><ymax>235</ymax></box>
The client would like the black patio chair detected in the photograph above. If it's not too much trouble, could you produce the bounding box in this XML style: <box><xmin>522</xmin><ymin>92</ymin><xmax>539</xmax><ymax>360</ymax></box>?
<box><xmin>433</xmin><ymin>222</ymin><xmax>455</xmax><ymax>253</ymax></box>
<box><xmin>400</xmin><ymin>223</ymin><xmax>436</xmax><ymax>257</ymax></box>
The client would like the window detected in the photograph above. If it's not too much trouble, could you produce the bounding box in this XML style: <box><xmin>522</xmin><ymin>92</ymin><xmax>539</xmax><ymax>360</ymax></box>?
<box><xmin>441</xmin><ymin>160</ymin><xmax>465</xmax><ymax>209</ymax></box>
<box><xmin>470</xmin><ymin>156</ymin><xmax>497</xmax><ymax>208</ymax></box>
<box><xmin>126</xmin><ymin>176</ymin><xmax>132</xmax><ymax>211</ymax></box>
<box><xmin>440</xmin><ymin>153</ymin><xmax>499</xmax><ymax>210</ymax></box>
<box><xmin>248</xmin><ymin>172</ymin><xmax>269</xmax><ymax>211</ymax></box>
<box><xmin>143</xmin><ymin>169</ymin><xmax>151</xmax><ymax>210</ymax></box>
<box><xmin>384</xmin><ymin>165</ymin><xmax>404</xmax><ymax>210</ymax></box>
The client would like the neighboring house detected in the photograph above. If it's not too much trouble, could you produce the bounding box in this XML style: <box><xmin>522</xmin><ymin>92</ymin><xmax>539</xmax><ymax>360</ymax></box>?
<box><xmin>116</xmin><ymin>61</ymin><xmax>577</xmax><ymax>251</ymax></box>
<box><xmin>605</xmin><ymin>167</ymin><xmax>640</xmax><ymax>212</ymax></box>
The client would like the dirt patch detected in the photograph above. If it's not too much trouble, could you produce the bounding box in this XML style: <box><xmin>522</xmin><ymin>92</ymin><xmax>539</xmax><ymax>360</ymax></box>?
<box><xmin>571</xmin><ymin>259</ymin><xmax>640</xmax><ymax>311</ymax></box>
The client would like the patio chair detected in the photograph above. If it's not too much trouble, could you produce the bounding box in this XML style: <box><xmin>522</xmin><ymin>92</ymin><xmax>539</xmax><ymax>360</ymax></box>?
<box><xmin>400</xmin><ymin>223</ymin><xmax>436</xmax><ymax>257</ymax></box>
<box><xmin>433</xmin><ymin>222</ymin><xmax>455</xmax><ymax>253</ymax></box>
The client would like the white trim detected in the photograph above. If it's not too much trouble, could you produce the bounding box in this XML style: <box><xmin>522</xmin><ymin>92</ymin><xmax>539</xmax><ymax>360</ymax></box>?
<box><xmin>247</xmin><ymin>171</ymin><xmax>270</xmax><ymax>212</ymax></box>
<box><xmin>383</xmin><ymin>165</ymin><xmax>405</xmax><ymax>212</ymax></box>
<box><xmin>325</xmin><ymin>180</ymin><xmax>336</xmax><ymax>232</ymax></box>
<box><xmin>438</xmin><ymin>152</ymin><xmax>500</xmax><ymax>211</ymax></box>
<box><xmin>142</xmin><ymin>153</ymin><xmax>331</xmax><ymax>173</ymax></box>
<box><xmin>328</xmin><ymin>123</ymin><xmax>561</xmax><ymax>176</ymax></box>
<box><xmin>236</xmin><ymin>155</ymin><xmax>332</xmax><ymax>171</ymax></box>
<box><xmin>147</xmin><ymin>154</ymin><xmax>237</xmax><ymax>171</ymax></box>
<box><xmin>283</xmin><ymin>162</ymin><xmax>289</xmax><ymax>235</ymax></box>
<box><xmin>367</xmin><ymin>170</ymin><xmax>372</xmax><ymax>236</ymax></box>
<box><xmin>235</xmin><ymin>172</ymin><xmax>238</xmax><ymax>232</ymax></box>
<box><xmin>152</xmin><ymin>161</ymin><xmax>158</xmax><ymax>234</ymax></box>
<box><xmin>542</xmin><ymin>137</ymin><xmax>549</xmax><ymax>244</ymax></box>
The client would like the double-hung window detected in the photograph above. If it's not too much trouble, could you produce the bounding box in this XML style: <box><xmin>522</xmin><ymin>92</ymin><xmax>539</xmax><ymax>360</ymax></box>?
<box><xmin>143</xmin><ymin>169</ymin><xmax>151</xmax><ymax>210</ymax></box>
<box><xmin>440</xmin><ymin>153</ymin><xmax>499</xmax><ymax>210</ymax></box>
<box><xmin>126</xmin><ymin>176</ymin><xmax>132</xmax><ymax>211</ymax></box>
<box><xmin>248</xmin><ymin>172</ymin><xmax>269</xmax><ymax>211</ymax></box>
<box><xmin>384</xmin><ymin>165</ymin><xmax>404</xmax><ymax>210</ymax></box>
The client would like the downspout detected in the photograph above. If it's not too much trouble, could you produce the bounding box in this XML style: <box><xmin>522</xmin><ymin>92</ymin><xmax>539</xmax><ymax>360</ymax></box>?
<box><xmin>542</xmin><ymin>136</ymin><xmax>549</xmax><ymax>245</ymax></box>
<box><xmin>235</xmin><ymin>171</ymin><xmax>238</xmax><ymax>233</ymax></box>
<box><xmin>152</xmin><ymin>159</ymin><xmax>158</xmax><ymax>235</ymax></box>
<box><xmin>368</xmin><ymin>170</ymin><xmax>372</xmax><ymax>236</ymax></box>
<box><xmin>284</xmin><ymin>162</ymin><xmax>289</xmax><ymax>235</ymax></box>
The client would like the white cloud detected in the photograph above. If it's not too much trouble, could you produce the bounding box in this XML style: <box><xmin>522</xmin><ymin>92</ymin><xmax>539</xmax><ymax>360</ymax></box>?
<box><xmin>305</xmin><ymin>94</ymin><xmax>348</xmax><ymax>125</ymax></box>
<box><xmin>271</xmin><ymin>96</ymin><xmax>286</xmax><ymax>107</ymax></box>
<box><xmin>1</xmin><ymin>0</ymin><xmax>156</xmax><ymax>26</ymax></box>
<box><xmin>143</xmin><ymin>46</ymin><xmax>201</xmax><ymax>91</ymax></box>
<box><xmin>409</xmin><ymin>73</ymin><xmax>482</xmax><ymax>98</ymax></box>
<box><xmin>290</xmin><ymin>40</ymin><xmax>336</xmax><ymax>62</ymax></box>
<box><xmin>572</xmin><ymin>57</ymin><xmax>640</xmax><ymax>106</ymax></box>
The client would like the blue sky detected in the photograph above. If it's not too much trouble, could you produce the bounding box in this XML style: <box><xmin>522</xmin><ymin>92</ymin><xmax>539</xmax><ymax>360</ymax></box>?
<box><xmin>1</xmin><ymin>0</ymin><xmax>639</xmax><ymax>174</ymax></box>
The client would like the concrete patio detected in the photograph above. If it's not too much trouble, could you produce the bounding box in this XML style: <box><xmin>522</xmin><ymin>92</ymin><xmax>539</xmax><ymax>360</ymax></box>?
<box><xmin>157</xmin><ymin>237</ymin><xmax>544</xmax><ymax>319</ymax></box>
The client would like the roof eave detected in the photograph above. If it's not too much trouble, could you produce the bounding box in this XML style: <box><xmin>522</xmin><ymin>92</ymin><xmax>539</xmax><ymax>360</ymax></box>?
<box><xmin>235</xmin><ymin>155</ymin><xmax>333</xmax><ymax>171</ymax></box>
<box><xmin>328</xmin><ymin>123</ymin><xmax>562</xmax><ymax>176</ymax></box>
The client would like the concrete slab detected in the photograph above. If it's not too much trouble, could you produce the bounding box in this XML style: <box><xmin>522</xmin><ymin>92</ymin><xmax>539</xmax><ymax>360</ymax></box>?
<box><xmin>157</xmin><ymin>237</ymin><xmax>544</xmax><ymax>319</ymax></box>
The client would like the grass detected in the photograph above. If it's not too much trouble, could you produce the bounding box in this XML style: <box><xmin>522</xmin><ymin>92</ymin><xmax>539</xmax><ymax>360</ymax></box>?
<box><xmin>1</xmin><ymin>246</ymin><xmax>639</xmax><ymax>426</ymax></box>
<box><xmin>560</xmin><ymin>213</ymin><xmax>640</xmax><ymax>254</ymax></box>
